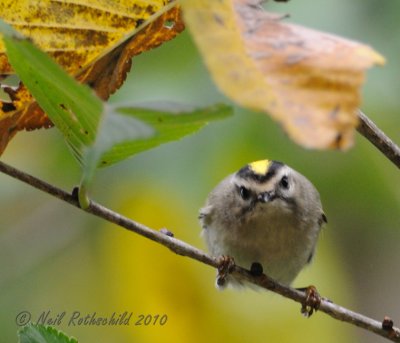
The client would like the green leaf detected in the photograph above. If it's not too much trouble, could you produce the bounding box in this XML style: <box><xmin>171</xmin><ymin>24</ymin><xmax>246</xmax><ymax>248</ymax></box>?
<box><xmin>0</xmin><ymin>19</ymin><xmax>23</xmax><ymax>38</ymax></box>
<box><xmin>2</xmin><ymin>23</ymin><xmax>101</xmax><ymax>163</ymax></box>
<box><xmin>79</xmin><ymin>102</ymin><xmax>231</xmax><ymax>192</ymax></box>
<box><xmin>80</xmin><ymin>104</ymin><xmax>154</xmax><ymax>194</ymax></box>
<box><xmin>18</xmin><ymin>324</ymin><xmax>77</xmax><ymax>343</ymax></box>
<box><xmin>99</xmin><ymin>102</ymin><xmax>232</xmax><ymax>166</ymax></box>
<box><xmin>0</xmin><ymin>21</ymin><xmax>232</xmax><ymax>193</ymax></box>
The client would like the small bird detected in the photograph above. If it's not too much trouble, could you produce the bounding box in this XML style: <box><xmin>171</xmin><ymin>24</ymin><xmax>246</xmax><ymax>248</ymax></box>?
<box><xmin>199</xmin><ymin>159</ymin><xmax>327</xmax><ymax>289</ymax></box>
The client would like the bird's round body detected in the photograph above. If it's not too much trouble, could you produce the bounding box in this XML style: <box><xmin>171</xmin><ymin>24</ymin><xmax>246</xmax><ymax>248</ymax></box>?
<box><xmin>199</xmin><ymin>160</ymin><xmax>326</xmax><ymax>288</ymax></box>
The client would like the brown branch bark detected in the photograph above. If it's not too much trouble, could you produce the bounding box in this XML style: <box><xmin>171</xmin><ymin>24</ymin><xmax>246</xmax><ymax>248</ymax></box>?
<box><xmin>357</xmin><ymin>110</ymin><xmax>400</xmax><ymax>169</ymax></box>
<box><xmin>1</xmin><ymin>159</ymin><xmax>399</xmax><ymax>342</ymax></box>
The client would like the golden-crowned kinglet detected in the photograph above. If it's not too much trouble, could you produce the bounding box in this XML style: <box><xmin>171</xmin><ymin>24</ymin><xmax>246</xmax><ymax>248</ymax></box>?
<box><xmin>199</xmin><ymin>160</ymin><xmax>327</xmax><ymax>288</ymax></box>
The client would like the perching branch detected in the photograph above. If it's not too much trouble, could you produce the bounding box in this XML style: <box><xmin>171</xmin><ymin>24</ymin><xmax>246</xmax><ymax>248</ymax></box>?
<box><xmin>1</xmin><ymin>159</ymin><xmax>399</xmax><ymax>342</ymax></box>
<box><xmin>357</xmin><ymin>110</ymin><xmax>400</xmax><ymax>169</ymax></box>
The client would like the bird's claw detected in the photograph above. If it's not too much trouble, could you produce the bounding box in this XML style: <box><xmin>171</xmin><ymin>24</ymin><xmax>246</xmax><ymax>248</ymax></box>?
<box><xmin>299</xmin><ymin>285</ymin><xmax>321</xmax><ymax>317</ymax></box>
<box><xmin>216</xmin><ymin>255</ymin><xmax>235</xmax><ymax>288</ymax></box>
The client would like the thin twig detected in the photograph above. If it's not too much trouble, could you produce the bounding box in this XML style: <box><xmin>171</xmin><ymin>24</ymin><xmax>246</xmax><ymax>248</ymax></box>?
<box><xmin>1</xmin><ymin>160</ymin><xmax>399</xmax><ymax>342</ymax></box>
<box><xmin>357</xmin><ymin>110</ymin><xmax>400</xmax><ymax>169</ymax></box>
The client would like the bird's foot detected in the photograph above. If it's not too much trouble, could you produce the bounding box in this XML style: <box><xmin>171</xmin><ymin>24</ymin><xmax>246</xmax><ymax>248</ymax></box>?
<box><xmin>298</xmin><ymin>285</ymin><xmax>321</xmax><ymax>317</ymax></box>
<box><xmin>216</xmin><ymin>255</ymin><xmax>235</xmax><ymax>288</ymax></box>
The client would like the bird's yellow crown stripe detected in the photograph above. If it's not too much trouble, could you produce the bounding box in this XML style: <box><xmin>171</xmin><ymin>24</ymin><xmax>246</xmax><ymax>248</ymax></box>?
<box><xmin>248</xmin><ymin>160</ymin><xmax>271</xmax><ymax>176</ymax></box>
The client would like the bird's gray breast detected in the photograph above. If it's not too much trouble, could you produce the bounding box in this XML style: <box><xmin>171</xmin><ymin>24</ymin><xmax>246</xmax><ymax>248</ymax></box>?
<box><xmin>204</xmin><ymin>206</ymin><xmax>319</xmax><ymax>285</ymax></box>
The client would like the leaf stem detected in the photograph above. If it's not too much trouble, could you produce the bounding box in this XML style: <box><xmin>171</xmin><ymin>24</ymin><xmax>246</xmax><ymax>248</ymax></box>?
<box><xmin>0</xmin><ymin>159</ymin><xmax>399</xmax><ymax>342</ymax></box>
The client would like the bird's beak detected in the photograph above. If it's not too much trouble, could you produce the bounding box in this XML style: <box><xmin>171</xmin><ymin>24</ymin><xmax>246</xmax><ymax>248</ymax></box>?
<box><xmin>257</xmin><ymin>191</ymin><xmax>275</xmax><ymax>203</ymax></box>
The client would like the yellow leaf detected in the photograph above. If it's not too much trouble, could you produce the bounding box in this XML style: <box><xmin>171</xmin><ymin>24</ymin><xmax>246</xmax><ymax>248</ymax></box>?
<box><xmin>0</xmin><ymin>0</ymin><xmax>184</xmax><ymax>154</ymax></box>
<box><xmin>181</xmin><ymin>0</ymin><xmax>385</xmax><ymax>149</ymax></box>
<box><xmin>0</xmin><ymin>0</ymin><xmax>172</xmax><ymax>74</ymax></box>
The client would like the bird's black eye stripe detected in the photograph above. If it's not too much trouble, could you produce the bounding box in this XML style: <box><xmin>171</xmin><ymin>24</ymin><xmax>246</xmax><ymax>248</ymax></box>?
<box><xmin>279</xmin><ymin>175</ymin><xmax>289</xmax><ymax>189</ymax></box>
<box><xmin>239</xmin><ymin>186</ymin><xmax>251</xmax><ymax>200</ymax></box>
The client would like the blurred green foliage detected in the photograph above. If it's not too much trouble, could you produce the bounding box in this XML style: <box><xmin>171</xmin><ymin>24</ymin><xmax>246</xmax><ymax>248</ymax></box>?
<box><xmin>1</xmin><ymin>1</ymin><xmax>400</xmax><ymax>343</ymax></box>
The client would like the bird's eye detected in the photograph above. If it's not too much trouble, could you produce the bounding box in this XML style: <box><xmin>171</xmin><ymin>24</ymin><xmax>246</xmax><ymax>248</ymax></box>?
<box><xmin>239</xmin><ymin>186</ymin><xmax>251</xmax><ymax>200</ymax></box>
<box><xmin>279</xmin><ymin>175</ymin><xmax>289</xmax><ymax>189</ymax></box>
